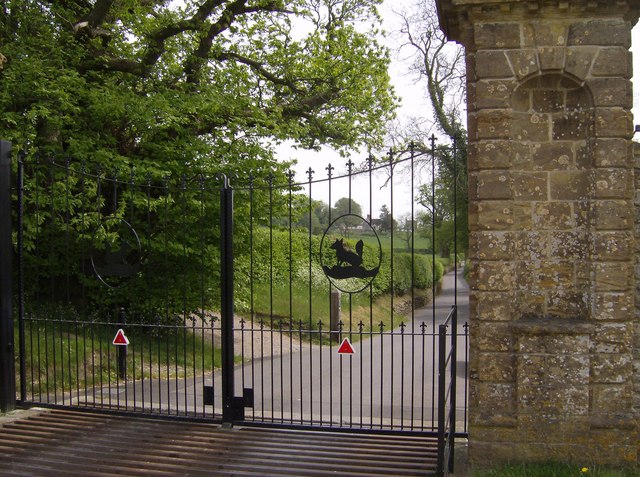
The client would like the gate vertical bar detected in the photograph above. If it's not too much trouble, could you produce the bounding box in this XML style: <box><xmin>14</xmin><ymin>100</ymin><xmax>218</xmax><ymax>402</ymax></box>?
<box><xmin>0</xmin><ymin>140</ymin><xmax>15</xmax><ymax>412</ymax></box>
<box><xmin>17</xmin><ymin>157</ymin><xmax>26</xmax><ymax>403</ymax></box>
<box><xmin>449</xmin><ymin>306</ymin><xmax>458</xmax><ymax>473</ymax></box>
<box><xmin>436</xmin><ymin>323</ymin><xmax>447</xmax><ymax>477</ymax></box>
<box><xmin>449</xmin><ymin>138</ymin><xmax>459</xmax><ymax>472</ymax></box>
<box><xmin>220</xmin><ymin>175</ymin><xmax>236</xmax><ymax>423</ymax></box>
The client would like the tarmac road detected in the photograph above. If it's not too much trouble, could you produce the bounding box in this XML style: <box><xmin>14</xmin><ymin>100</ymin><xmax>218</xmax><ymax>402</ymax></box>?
<box><xmin>82</xmin><ymin>268</ymin><xmax>469</xmax><ymax>430</ymax></box>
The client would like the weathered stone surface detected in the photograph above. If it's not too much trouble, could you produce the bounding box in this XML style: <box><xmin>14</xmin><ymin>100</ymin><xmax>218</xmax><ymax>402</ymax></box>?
<box><xmin>512</xmin><ymin>231</ymin><xmax>547</xmax><ymax>260</ymax></box>
<box><xmin>547</xmin><ymin>290</ymin><xmax>588</xmax><ymax>317</ymax></box>
<box><xmin>469</xmin><ymin>383</ymin><xmax>517</xmax><ymax>423</ymax></box>
<box><xmin>594</xmin><ymin>200</ymin><xmax>632</xmax><ymax>230</ymax></box>
<box><xmin>517</xmin><ymin>354</ymin><xmax>590</xmax><ymax>387</ymax></box>
<box><xmin>475</xmin><ymin>79</ymin><xmax>518</xmax><ymax>109</ymax></box>
<box><xmin>592</xmin><ymin>231</ymin><xmax>632</xmax><ymax>261</ymax></box>
<box><xmin>593</xmin><ymin>292</ymin><xmax>633</xmax><ymax>321</ymax></box>
<box><xmin>591</xmin><ymin>383</ymin><xmax>633</xmax><ymax>413</ymax></box>
<box><xmin>472</xmin><ymin>291</ymin><xmax>514</xmax><ymax>321</ymax></box>
<box><xmin>477</xmin><ymin>170</ymin><xmax>511</xmax><ymax>199</ymax></box>
<box><xmin>591</xmin><ymin>47</ymin><xmax>633</xmax><ymax>78</ymax></box>
<box><xmin>529</xmin><ymin>22</ymin><xmax>568</xmax><ymax>47</ymax></box>
<box><xmin>547</xmin><ymin>230</ymin><xmax>587</xmax><ymax>259</ymax></box>
<box><xmin>473</xmin><ymin>261</ymin><xmax>514</xmax><ymax>292</ymax></box>
<box><xmin>593</xmin><ymin>322</ymin><xmax>634</xmax><ymax>354</ymax></box>
<box><xmin>471</xmin><ymin>231</ymin><xmax>513</xmax><ymax>260</ymax></box>
<box><xmin>476</xmin><ymin>140</ymin><xmax>528</xmax><ymax>169</ymax></box>
<box><xmin>549</xmin><ymin>170</ymin><xmax>591</xmax><ymax>200</ymax></box>
<box><xmin>474</xmin><ymin>50</ymin><xmax>513</xmax><ymax>78</ymax></box>
<box><xmin>475</xmin><ymin>201</ymin><xmax>530</xmax><ymax>231</ymax></box>
<box><xmin>531</xmin><ymin>142</ymin><xmax>576</xmax><ymax>170</ymax></box>
<box><xmin>594</xmin><ymin>138</ymin><xmax>630</xmax><ymax>167</ymax></box>
<box><xmin>475</xmin><ymin>110</ymin><xmax>512</xmax><ymax>139</ymax></box>
<box><xmin>563</xmin><ymin>46</ymin><xmax>597</xmax><ymax>79</ymax></box>
<box><xmin>593</xmin><ymin>261</ymin><xmax>632</xmax><ymax>292</ymax></box>
<box><xmin>589</xmin><ymin>78</ymin><xmax>633</xmax><ymax>109</ymax></box>
<box><xmin>551</xmin><ymin>111</ymin><xmax>593</xmax><ymax>141</ymax></box>
<box><xmin>473</xmin><ymin>321</ymin><xmax>514</xmax><ymax>352</ymax></box>
<box><xmin>517</xmin><ymin>384</ymin><xmax>590</xmax><ymax>414</ymax></box>
<box><xmin>568</xmin><ymin>19</ymin><xmax>631</xmax><ymax>48</ymax></box>
<box><xmin>506</xmin><ymin>49</ymin><xmax>539</xmax><ymax>79</ymax></box>
<box><xmin>475</xmin><ymin>22</ymin><xmax>521</xmax><ymax>49</ymax></box>
<box><xmin>511</xmin><ymin>112</ymin><xmax>550</xmax><ymax>142</ymax></box>
<box><xmin>446</xmin><ymin>0</ymin><xmax>639</xmax><ymax>466</ymax></box>
<box><xmin>538</xmin><ymin>46</ymin><xmax>565</xmax><ymax>70</ymax></box>
<box><xmin>515</xmin><ymin>260</ymin><xmax>575</xmax><ymax>290</ymax></box>
<box><xmin>512</xmin><ymin>171</ymin><xmax>547</xmax><ymax>200</ymax></box>
<box><xmin>595</xmin><ymin>108</ymin><xmax>633</xmax><ymax>138</ymax></box>
<box><xmin>532</xmin><ymin>202</ymin><xmax>573</xmax><ymax>229</ymax></box>
<box><xmin>476</xmin><ymin>352</ymin><xmax>516</xmax><ymax>382</ymax></box>
<box><xmin>595</xmin><ymin>168</ymin><xmax>633</xmax><ymax>199</ymax></box>
<box><xmin>591</xmin><ymin>352</ymin><xmax>633</xmax><ymax>384</ymax></box>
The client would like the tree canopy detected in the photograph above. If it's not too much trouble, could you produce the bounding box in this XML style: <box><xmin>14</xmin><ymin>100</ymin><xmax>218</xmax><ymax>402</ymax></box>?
<box><xmin>0</xmin><ymin>0</ymin><xmax>397</xmax><ymax>175</ymax></box>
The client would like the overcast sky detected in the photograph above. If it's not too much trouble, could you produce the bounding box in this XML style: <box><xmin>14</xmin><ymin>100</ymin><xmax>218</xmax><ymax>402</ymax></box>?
<box><xmin>281</xmin><ymin>3</ymin><xmax>640</xmax><ymax>218</ymax></box>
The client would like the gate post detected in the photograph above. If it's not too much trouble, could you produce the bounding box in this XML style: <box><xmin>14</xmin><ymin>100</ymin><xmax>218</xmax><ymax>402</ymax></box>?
<box><xmin>0</xmin><ymin>140</ymin><xmax>16</xmax><ymax>412</ymax></box>
<box><xmin>220</xmin><ymin>176</ymin><xmax>237</xmax><ymax>423</ymax></box>
<box><xmin>436</xmin><ymin>0</ymin><xmax>640</xmax><ymax>466</ymax></box>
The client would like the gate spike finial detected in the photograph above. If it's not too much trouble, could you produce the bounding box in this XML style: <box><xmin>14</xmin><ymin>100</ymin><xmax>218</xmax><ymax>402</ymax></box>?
<box><xmin>306</xmin><ymin>167</ymin><xmax>314</xmax><ymax>181</ymax></box>
<box><xmin>325</xmin><ymin>163</ymin><xmax>334</xmax><ymax>178</ymax></box>
<box><xmin>346</xmin><ymin>159</ymin><xmax>354</xmax><ymax>175</ymax></box>
<box><xmin>366</xmin><ymin>153</ymin><xmax>374</xmax><ymax>170</ymax></box>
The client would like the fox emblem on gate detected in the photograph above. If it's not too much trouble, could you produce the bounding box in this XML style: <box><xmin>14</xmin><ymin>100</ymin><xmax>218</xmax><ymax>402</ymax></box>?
<box><xmin>330</xmin><ymin>238</ymin><xmax>364</xmax><ymax>268</ymax></box>
<box><xmin>320</xmin><ymin>214</ymin><xmax>381</xmax><ymax>294</ymax></box>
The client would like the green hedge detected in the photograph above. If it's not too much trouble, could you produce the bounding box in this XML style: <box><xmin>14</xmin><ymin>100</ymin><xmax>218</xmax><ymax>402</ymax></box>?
<box><xmin>235</xmin><ymin>228</ymin><xmax>445</xmax><ymax>309</ymax></box>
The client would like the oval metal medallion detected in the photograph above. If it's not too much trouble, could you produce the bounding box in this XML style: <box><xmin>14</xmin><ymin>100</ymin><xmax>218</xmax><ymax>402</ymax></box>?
<box><xmin>90</xmin><ymin>217</ymin><xmax>141</xmax><ymax>288</ymax></box>
<box><xmin>320</xmin><ymin>214</ymin><xmax>381</xmax><ymax>293</ymax></box>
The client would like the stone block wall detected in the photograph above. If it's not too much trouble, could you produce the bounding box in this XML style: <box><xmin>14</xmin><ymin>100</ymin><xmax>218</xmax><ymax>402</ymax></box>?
<box><xmin>437</xmin><ymin>0</ymin><xmax>640</xmax><ymax>466</ymax></box>
<box><xmin>635</xmin><ymin>141</ymin><xmax>640</xmax><ymax>451</ymax></box>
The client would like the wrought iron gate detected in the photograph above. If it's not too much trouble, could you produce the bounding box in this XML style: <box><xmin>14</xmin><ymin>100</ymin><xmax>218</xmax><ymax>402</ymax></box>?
<box><xmin>2</xmin><ymin>138</ymin><xmax>467</xmax><ymax>476</ymax></box>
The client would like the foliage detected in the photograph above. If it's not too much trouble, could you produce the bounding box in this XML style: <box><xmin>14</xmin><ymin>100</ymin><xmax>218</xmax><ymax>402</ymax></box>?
<box><xmin>235</xmin><ymin>227</ymin><xmax>443</xmax><ymax>312</ymax></box>
<box><xmin>391</xmin><ymin>253</ymin><xmax>435</xmax><ymax>296</ymax></box>
<box><xmin>2</xmin><ymin>0</ymin><xmax>397</xmax><ymax>322</ymax></box>
<box><xmin>1</xmin><ymin>0</ymin><xmax>397</xmax><ymax>164</ymax></box>
<box><xmin>378</xmin><ymin>204</ymin><xmax>396</xmax><ymax>233</ymax></box>
<box><xmin>295</xmin><ymin>199</ymin><xmax>330</xmax><ymax>235</ymax></box>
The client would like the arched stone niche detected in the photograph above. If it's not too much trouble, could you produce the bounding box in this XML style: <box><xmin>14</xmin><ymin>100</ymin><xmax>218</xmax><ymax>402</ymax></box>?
<box><xmin>510</xmin><ymin>73</ymin><xmax>595</xmax><ymax>319</ymax></box>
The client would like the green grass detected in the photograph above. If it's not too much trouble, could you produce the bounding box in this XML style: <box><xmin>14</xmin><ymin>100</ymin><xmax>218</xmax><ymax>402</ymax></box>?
<box><xmin>250</xmin><ymin>282</ymin><xmax>397</xmax><ymax>332</ymax></box>
<box><xmin>16</xmin><ymin>319</ymin><xmax>221</xmax><ymax>398</ymax></box>
<box><xmin>474</xmin><ymin>463</ymin><xmax>640</xmax><ymax>477</ymax></box>
<box><xmin>247</xmin><ymin>279</ymin><xmax>431</xmax><ymax>344</ymax></box>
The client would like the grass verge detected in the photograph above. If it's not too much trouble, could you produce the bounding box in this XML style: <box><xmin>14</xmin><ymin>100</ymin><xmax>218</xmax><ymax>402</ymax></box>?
<box><xmin>15</xmin><ymin>319</ymin><xmax>221</xmax><ymax>398</ymax></box>
<box><xmin>474</xmin><ymin>463</ymin><xmax>640</xmax><ymax>477</ymax></box>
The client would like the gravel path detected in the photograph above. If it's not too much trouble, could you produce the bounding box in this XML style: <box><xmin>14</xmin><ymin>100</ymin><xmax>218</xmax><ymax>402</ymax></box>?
<box><xmin>192</xmin><ymin>313</ymin><xmax>310</xmax><ymax>359</ymax></box>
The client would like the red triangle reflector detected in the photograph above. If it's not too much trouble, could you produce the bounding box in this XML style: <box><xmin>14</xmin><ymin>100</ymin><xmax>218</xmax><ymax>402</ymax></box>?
<box><xmin>337</xmin><ymin>338</ymin><xmax>355</xmax><ymax>355</ymax></box>
<box><xmin>113</xmin><ymin>329</ymin><xmax>129</xmax><ymax>346</ymax></box>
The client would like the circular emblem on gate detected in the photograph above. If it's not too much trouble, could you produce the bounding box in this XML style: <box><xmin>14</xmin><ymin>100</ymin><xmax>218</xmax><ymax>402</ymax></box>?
<box><xmin>90</xmin><ymin>217</ymin><xmax>141</xmax><ymax>288</ymax></box>
<box><xmin>320</xmin><ymin>214</ymin><xmax>381</xmax><ymax>293</ymax></box>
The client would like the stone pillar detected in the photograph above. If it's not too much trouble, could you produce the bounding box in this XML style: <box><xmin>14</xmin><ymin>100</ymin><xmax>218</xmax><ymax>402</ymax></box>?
<box><xmin>435</xmin><ymin>0</ymin><xmax>640</xmax><ymax>465</ymax></box>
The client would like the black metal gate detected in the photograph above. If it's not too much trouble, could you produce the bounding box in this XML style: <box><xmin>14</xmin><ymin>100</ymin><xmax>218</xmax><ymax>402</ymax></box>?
<box><xmin>1</xmin><ymin>138</ymin><xmax>467</xmax><ymax>476</ymax></box>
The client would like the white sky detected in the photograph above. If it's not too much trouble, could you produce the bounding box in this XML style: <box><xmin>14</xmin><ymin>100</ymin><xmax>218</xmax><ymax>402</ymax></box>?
<box><xmin>280</xmin><ymin>3</ymin><xmax>640</xmax><ymax>219</ymax></box>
